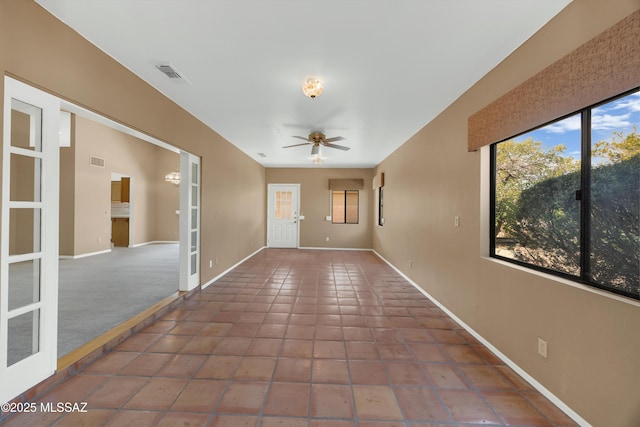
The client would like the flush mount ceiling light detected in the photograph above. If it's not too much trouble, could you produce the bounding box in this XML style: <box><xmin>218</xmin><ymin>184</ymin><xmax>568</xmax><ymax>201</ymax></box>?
<box><xmin>302</xmin><ymin>77</ymin><xmax>323</xmax><ymax>98</ymax></box>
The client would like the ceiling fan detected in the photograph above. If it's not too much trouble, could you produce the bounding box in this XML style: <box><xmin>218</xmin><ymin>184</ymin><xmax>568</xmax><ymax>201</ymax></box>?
<box><xmin>282</xmin><ymin>132</ymin><xmax>350</xmax><ymax>155</ymax></box>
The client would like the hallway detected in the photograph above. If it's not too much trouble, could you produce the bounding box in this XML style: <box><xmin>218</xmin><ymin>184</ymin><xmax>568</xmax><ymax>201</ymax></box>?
<box><xmin>2</xmin><ymin>249</ymin><xmax>577</xmax><ymax>426</ymax></box>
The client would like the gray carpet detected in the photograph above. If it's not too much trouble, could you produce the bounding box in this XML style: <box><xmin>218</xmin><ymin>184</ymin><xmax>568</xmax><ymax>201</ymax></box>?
<box><xmin>8</xmin><ymin>243</ymin><xmax>179</xmax><ymax>362</ymax></box>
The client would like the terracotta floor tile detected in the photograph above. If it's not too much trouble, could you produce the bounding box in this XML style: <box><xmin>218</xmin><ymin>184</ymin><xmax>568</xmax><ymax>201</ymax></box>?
<box><xmin>124</xmin><ymin>377</ymin><xmax>188</xmax><ymax>411</ymax></box>
<box><xmin>82</xmin><ymin>351</ymin><xmax>139</xmax><ymax>374</ymax></box>
<box><xmin>311</xmin><ymin>384</ymin><xmax>354</xmax><ymax>418</ymax></box>
<box><xmin>352</xmin><ymin>385</ymin><xmax>404</xmax><ymax>420</ymax></box>
<box><xmin>343</xmin><ymin>326</ymin><xmax>373</xmax><ymax>341</ymax></box>
<box><xmin>315</xmin><ymin>325</ymin><xmax>344</xmax><ymax>340</ymax></box>
<box><xmin>210</xmin><ymin>415</ymin><xmax>259</xmax><ymax>427</ymax></box>
<box><xmin>346</xmin><ymin>341</ymin><xmax>380</xmax><ymax>360</ymax></box>
<box><xmin>195</xmin><ymin>355</ymin><xmax>241</xmax><ymax>379</ymax></box>
<box><xmin>385</xmin><ymin>362</ymin><xmax>430</xmax><ymax>385</ymax></box>
<box><xmin>7</xmin><ymin>249</ymin><xmax>578</xmax><ymax>427</ymax></box>
<box><xmin>313</xmin><ymin>340</ymin><xmax>346</xmax><ymax>359</ymax></box>
<box><xmin>482</xmin><ymin>391</ymin><xmax>552</xmax><ymax>426</ymax></box>
<box><xmin>349</xmin><ymin>360</ymin><xmax>389</xmax><ymax>385</ymax></box>
<box><xmin>146</xmin><ymin>334</ymin><xmax>191</xmax><ymax>353</ymax></box>
<box><xmin>86</xmin><ymin>376</ymin><xmax>147</xmax><ymax>408</ymax></box>
<box><xmin>408</xmin><ymin>343</ymin><xmax>448</xmax><ymax>362</ymax></box>
<box><xmin>211</xmin><ymin>337</ymin><xmax>252</xmax><ymax>355</ymax></box>
<box><xmin>181</xmin><ymin>335</ymin><xmax>222</xmax><ymax>354</ymax></box>
<box><xmin>233</xmin><ymin>356</ymin><xmax>277</xmax><ymax>381</ymax></box>
<box><xmin>170</xmin><ymin>379</ymin><xmax>227</xmax><ymax>412</ymax></box>
<box><xmin>115</xmin><ymin>332</ymin><xmax>163</xmax><ymax>352</ymax></box>
<box><xmin>523</xmin><ymin>392</ymin><xmax>579</xmax><ymax>426</ymax></box>
<box><xmin>217</xmin><ymin>382</ymin><xmax>269</xmax><ymax>414</ymax></box>
<box><xmin>312</xmin><ymin>359</ymin><xmax>350</xmax><ymax>384</ymax></box>
<box><xmin>395</xmin><ymin>387</ymin><xmax>452</xmax><ymax>421</ymax></box>
<box><xmin>377</xmin><ymin>343</ymin><xmax>413</xmax><ymax>360</ymax></box>
<box><xmin>104</xmin><ymin>409</ymin><xmax>163</xmax><ymax>427</ymax></box>
<box><xmin>281</xmin><ymin>339</ymin><xmax>313</xmax><ymax>358</ymax></box>
<box><xmin>157</xmin><ymin>412</ymin><xmax>210</xmax><ymax>427</ymax></box>
<box><xmin>263</xmin><ymin>382</ymin><xmax>310</xmax><ymax>417</ymax></box>
<box><xmin>439</xmin><ymin>389</ymin><xmax>501</xmax><ymax>424</ymax></box>
<box><xmin>423</xmin><ymin>363</ymin><xmax>469</xmax><ymax>389</ymax></box>
<box><xmin>273</xmin><ymin>358</ymin><xmax>312</xmax><ymax>382</ymax></box>
<box><xmin>442</xmin><ymin>344</ymin><xmax>485</xmax><ymax>364</ymax></box>
<box><xmin>157</xmin><ymin>354</ymin><xmax>207</xmax><ymax>377</ymax></box>
<box><xmin>286</xmin><ymin>324</ymin><xmax>316</xmax><ymax>340</ymax></box>
<box><xmin>54</xmin><ymin>409</ymin><xmax>115</xmax><ymax>427</ymax></box>
<box><xmin>256</xmin><ymin>323</ymin><xmax>288</xmax><ymax>338</ymax></box>
<box><xmin>262</xmin><ymin>417</ymin><xmax>308</xmax><ymax>427</ymax></box>
<box><xmin>246</xmin><ymin>338</ymin><xmax>283</xmax><ymax>356</ymax></box>
<box><xmin>118</xmin><ymin>352</ymin><xmax>173</xmax><ymax>376</ymax></box>
<box><xmin>458</xmin><ymin>365</ymin><xmax>514</xmax><ymax>390</ymax></box>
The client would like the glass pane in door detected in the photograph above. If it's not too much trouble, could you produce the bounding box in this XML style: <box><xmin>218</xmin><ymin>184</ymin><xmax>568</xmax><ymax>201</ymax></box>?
<box><xmin>10</xmin><ymin>154</ymin><xmax>41</xmax><ymax>202</ymax></box>
<box><xmin>8</xmin><ymin>260</ymin><xmax>41</xmax><ymax>311</ymax></box>
<box><xmin>11</xmin><ymin>99</ymin><xmax>42</xmax><ymax>151</ymax></box>
<box><xmin>8</xmin><ymin>208</ymin><xmax>41</xmax><ymax>256</ymax></box>
<box><xmin>7</xmin><ymin>310</ymin><xmax>40</xmax><ymax>367</ymax></box>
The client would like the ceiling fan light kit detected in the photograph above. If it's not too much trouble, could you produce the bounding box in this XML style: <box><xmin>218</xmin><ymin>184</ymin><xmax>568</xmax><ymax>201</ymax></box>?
<box><xmin>302</xmin><ymin>77</ymin><xmax>323</xmax><ymax>98</ymax></box>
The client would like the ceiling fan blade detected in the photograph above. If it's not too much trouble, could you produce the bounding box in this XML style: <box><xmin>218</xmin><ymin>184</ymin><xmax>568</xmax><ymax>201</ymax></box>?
<box><xmin>323</xmin><ymin>136</ymin><xmax>345</xmax><ymax>143</ymax></box>
<box><xmin>311</xmin><ymin>145</ymin><xmax>320</xmax><ymax>155</ymax></box>
<box><xmin>291</xmin><ymin>135</ymin><xmax>310</xmax><ymax>141</ymax></box>
<box><xmin>282</xmin><ymin>142</ymin><xmax>311</xmax><ymax>148</ymax></box>
<box><xmin>324</xmin><ymin>143</ymin><xmax>350</xmax><ymax>151</ymax></box>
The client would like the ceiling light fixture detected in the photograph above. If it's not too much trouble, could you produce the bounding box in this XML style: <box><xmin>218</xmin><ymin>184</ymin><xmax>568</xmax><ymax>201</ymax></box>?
<box><xmin>165</xmin><ymin>171</ymin><xmax>180</xmax><ymax>186</ymax></box>
<box><xmin>302</xmin><ymin>77</ymin><xmax>323</xmax><ymax>98</ymax></box>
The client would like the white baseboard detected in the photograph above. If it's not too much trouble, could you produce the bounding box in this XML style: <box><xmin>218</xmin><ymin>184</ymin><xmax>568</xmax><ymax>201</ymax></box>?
<box><xmin>298</xmin><ymin>247</ymin><xmax>371</xmax><ymax>251</ymax></box>
<box><xmin>131</xmin><ymin>240</ymin><xmax>179</xmax><ymax>248</ymax></box>
<box><xmin>59</xmin><ymin>249</ymin><xmax>111</xmax><ymax>260</ymax></box>
<box><xmin>371</xmin><ymin>249</ymin><xmax>590</xmax><ymax>427</ymax></box>
<box><xmin>201</xmin><ymin>246</ymin><xmax>267</xmax><ymax>290</ymax></box>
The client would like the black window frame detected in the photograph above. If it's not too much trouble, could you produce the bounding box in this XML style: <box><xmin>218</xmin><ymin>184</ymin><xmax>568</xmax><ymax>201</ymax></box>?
<box><xmin>377</xmin><ymin>187</ymin><xmax>384</xmax><ymax>226</ymax></box>
<box><xmin>332</xmin><ymin>190</ymin><xmax>359</xmax><ymax>224</ymax></box>
<box><xmin>490</xmin><ymin>87</ymin><xmax>639</xmax><ymax>301</ymax></box>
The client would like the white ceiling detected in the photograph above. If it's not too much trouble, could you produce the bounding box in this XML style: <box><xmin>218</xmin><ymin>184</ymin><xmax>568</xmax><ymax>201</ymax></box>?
<box><xmin>36</xmin><ymin>0</ymin><xmax>571</xmax><ymax>168</ymax></box>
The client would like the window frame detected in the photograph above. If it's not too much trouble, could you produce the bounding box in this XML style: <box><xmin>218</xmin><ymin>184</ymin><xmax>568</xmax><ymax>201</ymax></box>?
<box><xmin>489</xmin><ymin>87</ymin><xmax>639</xmax><ymax>300</ymax></box>
<box><xmin>331</xmin><ymin>190</ymin><xmax>359</xmax><ymax>224</ymax></box>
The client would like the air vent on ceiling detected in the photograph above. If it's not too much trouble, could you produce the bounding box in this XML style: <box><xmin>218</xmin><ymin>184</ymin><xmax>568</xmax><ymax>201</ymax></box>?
<box><xmin>90</xmin><ymin>156</ymin><xmax>105</xmax><ymax>168</ymax></box>
<box><xmin>155</xmin><ymin>64</ymin><xmax>184</xmax><ymax>79</ymax></box>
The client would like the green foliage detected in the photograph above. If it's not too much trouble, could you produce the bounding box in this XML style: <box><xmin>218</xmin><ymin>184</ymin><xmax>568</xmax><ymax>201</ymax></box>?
<box><xmin>495</xmin><ymin>130</ymin><xmax>639</xmax><ymax>297</ymax></box>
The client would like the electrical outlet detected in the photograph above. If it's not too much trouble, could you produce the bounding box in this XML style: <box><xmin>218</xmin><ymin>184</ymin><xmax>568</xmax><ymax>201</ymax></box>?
<box><xmin>538</xmin><ymin>337</ymin><xmax>548</xmax><ymax>358</ymax></box>
<box><xmin>209</xmin><ymin>259</ymin><xmax>213</xmax><ymax>268</ymax></box>
<box><xmin>326</xmin><ymin>237</ymin><xmax>330</xmax><ymax>242</ymax></box>
<box><xmin>454</xmin><ymin>216</ymin><xmax>460</xmax><ymax>227</ymax></box>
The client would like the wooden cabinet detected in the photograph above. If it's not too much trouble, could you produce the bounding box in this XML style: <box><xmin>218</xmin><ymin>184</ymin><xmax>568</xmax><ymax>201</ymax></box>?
<box><xmin>110</xmin><ymin>177</ymin><xmax>130</xmax><ymax>202</ymax></box>
<box><xmin>112</xmin><ymin>218</ymin><xmax>129</xmax><ymax>247</ymax></box>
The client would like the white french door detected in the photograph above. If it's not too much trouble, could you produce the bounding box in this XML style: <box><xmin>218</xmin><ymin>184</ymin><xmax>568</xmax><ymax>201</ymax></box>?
<box><xmin>267</xmin><ymin>184</ymin><xmax>299</xmax><ymax>248</ymax></box>
<box><xmin>1</xmin><ymin>78</ymin><xmax>60</xmax><ymax>403</ymax></box>
<box><xmin>179</xmin><ymin>152</ymin><xmax>200</xmax><ymax>291</ymax></box>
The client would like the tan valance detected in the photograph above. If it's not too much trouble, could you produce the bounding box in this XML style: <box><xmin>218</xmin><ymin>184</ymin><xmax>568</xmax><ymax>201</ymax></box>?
<box><xmin>372</xmin><ymin>172</ymin><xmax>385</xmax><ymax>189</ymax></box>
<box><xmin>328</xmin><ymin>178</ymin><xmax>364</xmax><ymax>190</ymax></box>
<box><xmin>468</xmin><ymin>10</ymin><xmax>640</xmax><ymax>152</ymax></box>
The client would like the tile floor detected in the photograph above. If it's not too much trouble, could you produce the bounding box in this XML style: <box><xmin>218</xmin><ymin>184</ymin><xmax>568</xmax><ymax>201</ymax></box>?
<box><xmin>3</xmin><ymin>249</ymin><xmax>578</xmax><ymax>426</ymax></box>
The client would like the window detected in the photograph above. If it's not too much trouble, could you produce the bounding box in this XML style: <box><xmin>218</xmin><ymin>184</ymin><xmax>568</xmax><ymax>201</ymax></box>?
<box><xmin>491</xmin><ymin>89</ymin><xmax>639</xmax><ymax>300</ymax></box>
<box><xmin>332</xmin><ymin>190</ymin><xmax>358</xmax><ymax>224</ymax></box>
<box><xmin>377</xmin><ymin>187</ymin><xmax>384</xmax><ymax>226</ymax></box>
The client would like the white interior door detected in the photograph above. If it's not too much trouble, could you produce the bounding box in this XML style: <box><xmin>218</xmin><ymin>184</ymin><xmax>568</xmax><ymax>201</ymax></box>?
<box><xmin>1</xmin><ymin>77</ymin><xmax>60</xmax><ymax>403</ymax></box>
<box><xmin>179</xmin><ymin>152</ymin><xmax>200</xmax><ymax>291</ymax></box>
<box><xmin>267</xmin><ymin>184</ymin><xmax>299</xmax><ymax>248</ymax></box>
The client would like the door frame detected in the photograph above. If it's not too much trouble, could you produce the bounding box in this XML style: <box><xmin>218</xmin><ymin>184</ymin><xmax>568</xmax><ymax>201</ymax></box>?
<box><xmin>0</xmin><ymin>77</ymin><xmax>60</xmax><ymax>403</ymax></box>
<box><xmin>179</xmin><ymin>151</ymin><xmax>200</xmax><ymax>291</ymax></box>
<box><xmin>267</xmin><ymin>183</ymin><xmax>300</xmax><ymax>248</ymax></box>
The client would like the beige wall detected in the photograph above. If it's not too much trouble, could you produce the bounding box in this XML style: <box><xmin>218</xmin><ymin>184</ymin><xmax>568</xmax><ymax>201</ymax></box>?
<box><xmin>266</xmin><ymin>168</ymin><xmax>373</xmax><ymax>248</ymax></box>
<box><xmin>66</xmin><ymin>115</ymin><xmax>180</xmax><ymax>255</ymax></box>
<box><xmin>0</xmin><ymin>0</ymin><xmax>266</xmax><ymax>280</ymax></box>
<box><xmin>373</xmin><ymin>1</ymin><xmax>640</xmax><ymax>426</ymax></box>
